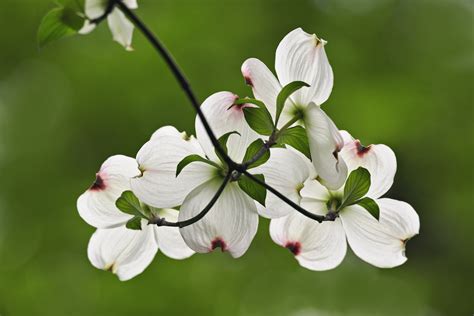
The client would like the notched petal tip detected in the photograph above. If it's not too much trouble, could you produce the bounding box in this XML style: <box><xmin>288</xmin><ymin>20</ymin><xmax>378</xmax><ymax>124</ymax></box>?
<box><xmin>355</xmin><ymin>140</ymin><xmax>372</xmax><ymax>157</ymax></box>
<box><xmin>285</xmin><ymin>241</ymin><xmax>302</xmax><ymax>256</ymax></box>
<box><xmin>244</xmin><ymin>75</ymin><xmax>253</xmax><ymax>87</ymax></box>
<box><xmin>89</xmin><ymin>173</ymin><xmax>106</xmax><ymax>191</ymax></box>
<box><xmin>105</xmin><ymin>262</ymin><xmax>116</xmax><ymax>273</ymax></box>
<box><xmin>210</xmin><ymin>237</ymin><xmax>227</xmax><ymax>252</ymax></box>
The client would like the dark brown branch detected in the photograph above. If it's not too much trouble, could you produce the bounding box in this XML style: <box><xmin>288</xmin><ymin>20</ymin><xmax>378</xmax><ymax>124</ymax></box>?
<box><xmin>150</xmin><ymin>173</ymin><xmax>231</xmax><ymax>228</ymax></box>
<box><xmin>242</xmin><ymin>171</ymin><xmax>335</xmax><ymax>223</ymax></box>
<box><xmin>115</xmin><ymin>0</ymin><xmax>235</xmax><ymax>168</ymax></box>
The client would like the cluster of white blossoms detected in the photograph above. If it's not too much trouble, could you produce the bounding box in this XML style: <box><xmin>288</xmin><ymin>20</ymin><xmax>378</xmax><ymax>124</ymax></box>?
<box><xmin>77</xmin><ymin>24</ymin><xmax>420</xmax><ymax>281</ymax></box>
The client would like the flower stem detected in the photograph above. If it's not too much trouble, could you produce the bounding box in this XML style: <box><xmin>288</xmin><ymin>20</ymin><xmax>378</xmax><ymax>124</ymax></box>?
<box><xmin>115</xmin><ymin>0</ymin><xmax>235</xmax><ymax>168</ymax></box>
<box><xmin>151</xmin><ymin>173</ymin><xmax>231</xmax><ymax>228</ymax></box>
<box><xmin>242</xmin><ymin>171</ymin><xmax>335</xmax><ymax>223</ymax></box>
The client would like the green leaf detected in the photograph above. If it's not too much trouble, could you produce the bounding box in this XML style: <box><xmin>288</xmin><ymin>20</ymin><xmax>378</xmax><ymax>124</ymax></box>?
<box><xmin>242</xmin><ymin>139</ymin><xmax>270</xmax><ymax>168</ymax></box>
<box><xmin>215</xmin><ymin>131</ymin><xmax>240</xmax><ymax>163</ymax></box>
<box><xmin>116</xmin><ymin>191</ymin><xmax>145</xmax><ymax>218</ymax></box>
<box><xmin>125</xmin><ymin>216</ymin><xmax>142</xmax><ymax>230</ymax></box>
<box><xmin>176</xmin><ymin>154</ymin><xmax>219</xmax><ymax>177</ymax></box>
<box><xmin>278</xmin><ymin>126</ymin><xmax>311</xmax><ymax>159</ymax></box>
<box><xmin>356</xmin><ymin>197</ymin><xmax>380</xmax><ymax>220</ymax></box>
<box><xmin>37</xmin><ymin>6</ymin><xmax>84</xmax><ymax>48</ymax></box>
<box><xmin>243</xmin><ymin>107</ymin><xmax>275</xmax><ymax>136</ymax></box>
<box><xmin>341</xmin><ymin>167</ymin><xmax>371</xmax><ymax>209</ymax></box>
<box><xmin>275</xmin><ymin>81</ymin><xmax>310</xmax><ymax>125</ymax></box>
<box><xmin>238</xmin><ymin>174</ymin><xmax>267</xmax><ymax>206</ymax></box>
<box><xmin>235</xmin><ymin>98</ymin><xmax>275</xmax><ymax>136</ymax></box>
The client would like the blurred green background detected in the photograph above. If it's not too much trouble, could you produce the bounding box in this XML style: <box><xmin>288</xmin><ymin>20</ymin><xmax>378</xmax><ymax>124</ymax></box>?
<box><xmin>0</xmin><ymin>0</ymin><xmax>472</xmax><ymax>315</ymax></box>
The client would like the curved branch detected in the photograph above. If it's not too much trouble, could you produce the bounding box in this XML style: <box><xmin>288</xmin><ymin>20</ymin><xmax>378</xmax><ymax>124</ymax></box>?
<box><xmin>242</xmin><ymin>171</ymin><xmax>335</xmax><ymax>223</ymax></box>
<box><xmin>151</xmin><ymin>173</ymin><xmax>231</xmax><ymax>228</ymax></box>
<box><xmin>116</xmin><ymin>1</ymin><xmax>235</xmax><ymax>167</ymax></box>
<box><xmin>89</xmin><ymin>0</ymin><xmax>116</xmax><ymax>24</ymax></box>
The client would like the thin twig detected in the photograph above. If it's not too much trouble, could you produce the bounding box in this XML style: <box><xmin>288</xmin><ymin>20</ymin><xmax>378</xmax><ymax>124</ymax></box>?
<box><xmin>115</xmin><ymin>0</ymin><xmax>235</xmax><ymax>168</ymax></box>
<box><xmin>242</xmin><ymin>171</ymin><xmax>335</xmax><ymax>223</ymax></box>
<box><xmin>151</xmin><ymin>173</ymin><xmax>231</xmax><ymax>228</ymax></box>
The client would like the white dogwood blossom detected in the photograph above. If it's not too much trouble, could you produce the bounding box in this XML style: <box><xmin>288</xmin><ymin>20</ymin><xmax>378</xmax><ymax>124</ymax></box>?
<box><xmin>131</xmin><ymin>92</ymin><xmax>264</xmax><ymax>257</ymax></box>
<box><xmin>77</xmin><ymin>155</ymin><xmax>194</xmax><ymax>281</ymax></box>
<box><xmin>79</xmin><ymin>0</ymin><xmax>138</xmax><ymax>50</ymax></box>
<box><xmin>269</xmin><ymin>131</ymin><xmax>419</xmax><ymax>270</ymax></box>
<box><xmin>241</xmin><ymin>27</ymin><xmax>347</xmax><ymax>190</ymax></box>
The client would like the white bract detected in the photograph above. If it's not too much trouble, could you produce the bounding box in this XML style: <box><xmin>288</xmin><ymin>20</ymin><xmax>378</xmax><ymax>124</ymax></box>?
<box><xmin>79</xmin><ymin>0</ymin><xmax>138</xmax><ymax>50</ymax></box>
<box><xmin>241</xmin><ymin>27</ymin><xmax>347</xmax><ymax>190</ymax></box>
<box><xmin>269</xmin><ymin>131</ymin><xmax>420</xmax><ymax>270</ymax></box>
<box><xmin>130</xmin><ymin>92</ymin><xmax>267</xmax><ymax>258</ymax></box>
<box><xmin>77</xmin><ymin>155</ymin><xmax>194</xmax><ymax>281</ymax></box>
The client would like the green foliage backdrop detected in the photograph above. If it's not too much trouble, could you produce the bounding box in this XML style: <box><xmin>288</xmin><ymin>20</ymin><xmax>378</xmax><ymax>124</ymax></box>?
<box><xmin>0</xmin><ymin>0</ymin><xmax>472</xmax><ymax>315</ymax></box>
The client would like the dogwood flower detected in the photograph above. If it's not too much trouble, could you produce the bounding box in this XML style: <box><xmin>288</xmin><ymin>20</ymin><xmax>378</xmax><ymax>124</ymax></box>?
<box><xmin>79</xmin><ymin>0</ymin><xmax>138</xmax><ymax>50</ymax></box>
<box><xmin>130</xmin><ymin>92</ymin><xmax>266</xmax><ymax>258</ymax></box>
<box><xmin>77</xmin><ymin>155</ymin><xmax>194</xmax><ymax>281</ymax></box>
<box><xmin>241</xmin><ymin>27</ymin><xmax>347</xmax><ymax>190</ymax></box>
<box><xmin>269</xmin><ymin>131</ymin><xmax>420</xmax><ymax>270</ymax></box>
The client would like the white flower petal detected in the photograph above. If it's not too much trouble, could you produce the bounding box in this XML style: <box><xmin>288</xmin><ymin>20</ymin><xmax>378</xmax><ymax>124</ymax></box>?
<box><xmin>377</xmin><ymin>198</ymin><xmax>420</xmax><ymax>240</ymax></box>
<box><xmin>179</xmin><ymin>179</ymin><xmax>259</xmax><ymax>258</ymax></box>
<box><xmin>87</xmin><ymin>223</ymin><xmax>158</xmax><ymax>281</ymax></box>
<box><xmin>84</xmin><ymin>0</ymin><xmax>106</xmax><ymax>20</ymax></box>
<box><xmin>78</xmin><ymin>20</ymin><xmax>96</xmax><ymax>35</ymax></box>
<box><xmin>275</xmin><ymin>28</ymin><xmax>333</xmax><ymax>106</ymax></box>
<box><xmin>107</xmin><ymin>8</ymin><xmax>134</xmax><ymax>51</ymax></box>
<box><xmin>339</xmin><ymin>130</ymin><xmax>397</xmax><ymax>199</ymax></box>
<box><xmin>77</xmin><ymin>155</ymin><xmax>140</xmax><ymax>228</ymax></box>
<box><xmin>340</xmin><ymin>205</ymin><xmax>407</xmax><ymax>268</ymax></box>
<box><xmin>241</xmin><ymin>58</ymin><xmax>294</xmax><ymax>123</ymax></box>
<box><xmin>270</xmin><ymin>212</ymin><xmax>346</xmax><ymax>271</ymax></box>
<box><xmin>195</xmin><ymin>91</ymin><xmax>259</xmax><ymax>163</ymax></box>
<box><xmin>149</xmin><ymin>125</ymin><xmax>183</xmax><ymax>140</ymax></box>
<box><xmin>299</xmin><ymin>178</ymin><xmax>332</xmax><ymax>216</ymax></box>
<box><xmin>123</xmin><ymin>0</ymin><xmax>138</xmax><ymax>9</ymax></box>
<box><xmin>304</xmin><ymin>103</ymin><xmax>347</xmax><ymax>190</ymax></box>
<box><xmin>131</xmin><ymin>130</ymin><xmax>215</xmax><ymax>208</ymax></box>
<box><xmin>252</xmin><ymin>148</ymin><xmax>311</xmax><ymax>218</ymax></box>
<box><xmin>287</xmin><ymin>146</ymin><xmax>318</xmax><ymax>179</ymax></box>
<box><xmin>153</xmin><ymin>209</ymin><xmax>195</xmax><ymax>260</ymax></box>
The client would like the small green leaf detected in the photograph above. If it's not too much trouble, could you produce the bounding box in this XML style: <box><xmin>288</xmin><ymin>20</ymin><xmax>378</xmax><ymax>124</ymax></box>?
<box><xmin>116</xmin><ymin>191</ymin><xmax>145</xmax><ymax>218</ymax></box>
<box><xmin>276</xmin><ymin>81</ymin><xmax>310</xmax><ymax>125</ymax></box>
<box><xmin>215</xmin><ymin>131</ymin><xmax>240</xmax><ymax>163</ymax></box>
<box><xmin>278</xmin><ymin>126</ymin><xmax>311</xmax><ymax>159</ymax></box>
<box><xmin>125</xmin><ymin>216</ymin><xmax>142</xmax><ymax>230</ymax></box>
<box><xmin>341</xmin><ymin>167</ymin><xmax>371</xmax><ymax>209</ymax></box>
<box><xmin>243</xmin><ymin>107</ymin><xmax>275</xmax><ymax>136</ymax></box>
<box><xmin>238</xmin><ymin>174</ymin><xmax>267</xmax><ymax>206</ymax></box>
<box><xmin>356</xmin><ymin>197</ymin><xmax>380</xmax><ymax>220</ymax></box>
<box><xmin>235</xmin><ymin>98</ymin><xmax>275</xmax><ymax>136</ymax></box>
<box><xmin>37</xmin><ymin>6</ymin><xmax>84</xmax><ymax>48</ymax></box>
<box><xmin>176</xmin><ymin>154</ymin><xmax>219</xmax><ymax>177</ymax></box>
<box><xmin>242</xmin><ymin>139</ymin><xmax>270</xmax><ymax>168</ymax></box>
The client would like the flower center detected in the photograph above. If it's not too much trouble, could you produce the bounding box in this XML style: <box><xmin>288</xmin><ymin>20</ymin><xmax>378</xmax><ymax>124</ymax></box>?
<box><xmin>290</xmin><ymin>105</ymin><xmax>306</xmax><ymax>122</ymax></box>
<box><xmin>325</xmin><ymin>196</ymin><xmax>342</xmax><ymax>218</ymax></box>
